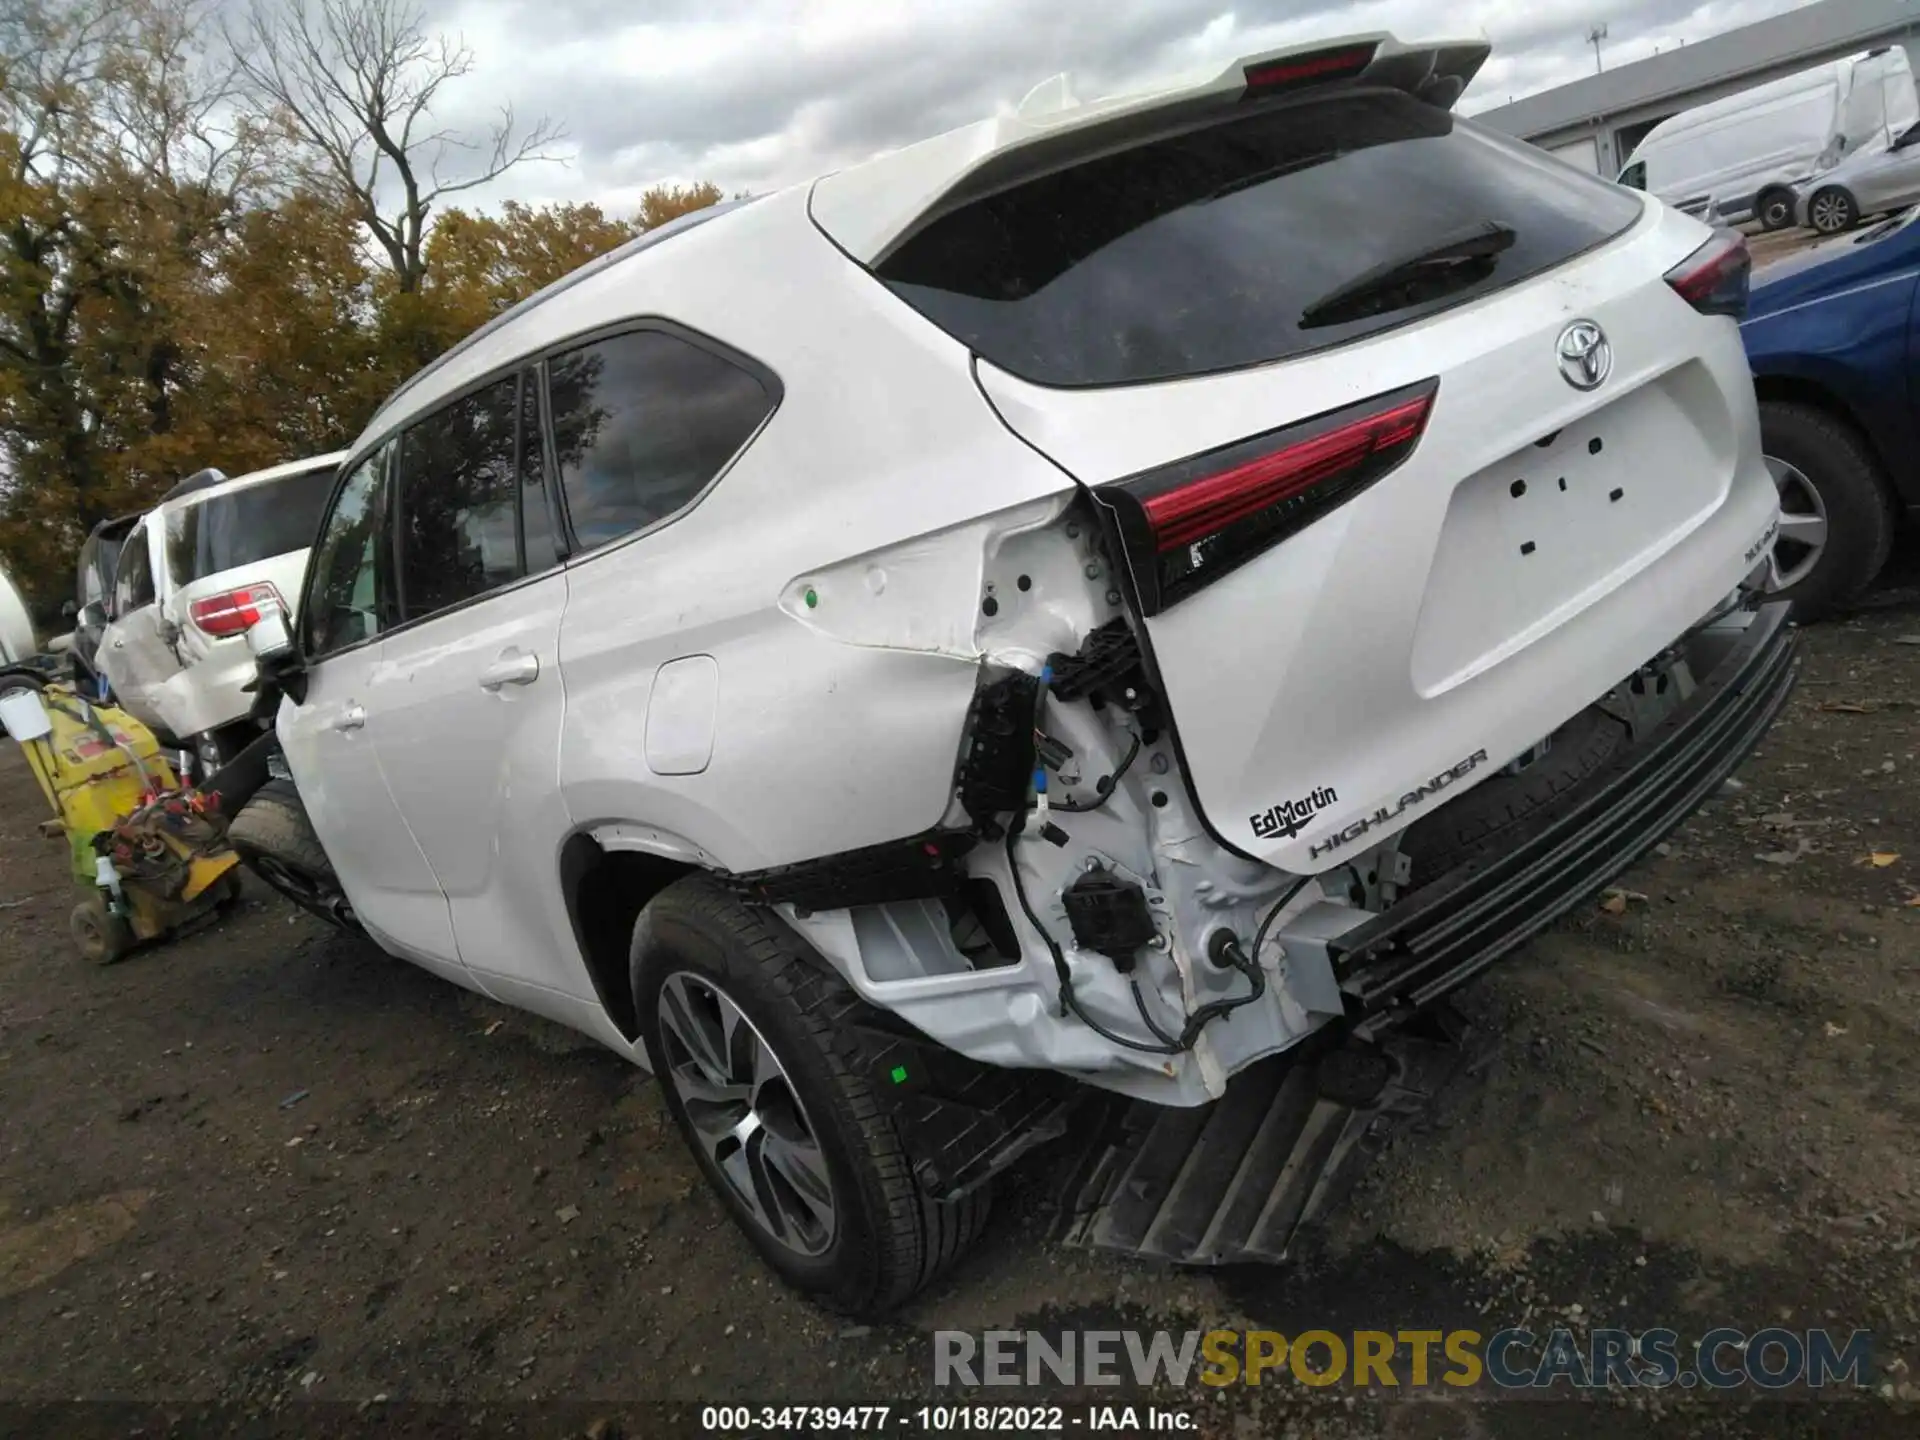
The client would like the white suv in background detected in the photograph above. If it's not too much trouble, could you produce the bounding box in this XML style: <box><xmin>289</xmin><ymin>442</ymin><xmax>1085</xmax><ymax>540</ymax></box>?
<box><xmin>239</xmin><ymin>33</ymin><xmax>1793</xmax><ymax>1316</ymax></box>
<box><xmin>100</xmin><ymin>452</ymin><xmax>345</xmax><ymax>770</ymax></box>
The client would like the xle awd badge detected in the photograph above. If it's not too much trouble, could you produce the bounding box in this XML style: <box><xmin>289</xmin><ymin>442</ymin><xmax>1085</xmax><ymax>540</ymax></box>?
<box><xmin>1556</xmin><ymin>320</ymin><xmax>1612</xmax><ymax>391</ymax></box>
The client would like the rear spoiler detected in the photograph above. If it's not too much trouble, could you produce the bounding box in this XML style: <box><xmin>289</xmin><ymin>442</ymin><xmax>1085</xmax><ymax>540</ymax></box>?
<box><xmin>811</xmin><ymin>33</ymin><xmax>1492</xmax><ymax>266</ymax></box>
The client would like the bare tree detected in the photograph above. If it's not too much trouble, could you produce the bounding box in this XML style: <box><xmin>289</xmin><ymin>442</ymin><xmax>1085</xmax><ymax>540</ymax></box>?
<box><xmin>228</xmin><ymin>0</ymin><xmax>563</xmax><ymax>291</ymax></box>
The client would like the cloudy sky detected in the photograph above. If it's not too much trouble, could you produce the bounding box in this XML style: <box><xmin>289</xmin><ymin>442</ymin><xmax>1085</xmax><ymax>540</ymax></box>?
<box><xmin>426</xmin><ymin>0</ymin><xmax>1819</xmax><ymax>212</ymax></box>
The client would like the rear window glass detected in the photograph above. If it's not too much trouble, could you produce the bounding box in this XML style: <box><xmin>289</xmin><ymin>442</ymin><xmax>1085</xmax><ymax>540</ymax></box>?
<box><xmin>876</xmin><ymin>89</ymin><xmax>1644</xmax><ymax>387</ymax></box>
<box><xmin>165</xmin><ymin>464</ymin><xmax>338</xmax><ymax>584</ymax></box>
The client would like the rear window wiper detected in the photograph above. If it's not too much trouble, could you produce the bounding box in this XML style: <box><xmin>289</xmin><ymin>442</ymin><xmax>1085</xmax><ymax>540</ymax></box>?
<box><xmin>1298</xmin><ymin>220</ymin><xmax>1516</xmax><ymax>330</ymax></box>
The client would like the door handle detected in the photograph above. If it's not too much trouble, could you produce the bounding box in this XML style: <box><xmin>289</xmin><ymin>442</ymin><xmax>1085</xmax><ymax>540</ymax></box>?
<box><xmin>478</xmin><ymin>651</ymin><xmax>540</xmax><ymax>692</ymax></box>
<box><xmin>333</xmin><ymin>702</ymin><xmax>367</xmax><ymax>733</ymax></box>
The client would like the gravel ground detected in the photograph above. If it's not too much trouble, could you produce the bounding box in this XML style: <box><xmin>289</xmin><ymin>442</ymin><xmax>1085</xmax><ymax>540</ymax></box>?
<box><xmin>2</xmin><ymin>586</ymin><xmax>1918</xmax><ymax>1438</ymax></box>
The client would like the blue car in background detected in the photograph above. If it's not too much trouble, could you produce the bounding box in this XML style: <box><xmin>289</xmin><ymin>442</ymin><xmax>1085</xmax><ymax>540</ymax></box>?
<box><xmin>1742</xmin><ymin>207</ymin><xmax>1920</xmax><ymax>616</ymax></box>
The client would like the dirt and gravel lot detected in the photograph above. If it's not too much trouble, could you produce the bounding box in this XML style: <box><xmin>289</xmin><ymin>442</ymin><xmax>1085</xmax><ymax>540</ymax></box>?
<box><xmin>2</xmin><ymin>580</ymin><xmax>1918</xmax><ymax>1438</ymax></box>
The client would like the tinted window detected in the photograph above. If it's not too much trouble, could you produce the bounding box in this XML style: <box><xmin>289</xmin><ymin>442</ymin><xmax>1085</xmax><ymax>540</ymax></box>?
<box><xmin>113</xmin><ymin>525</ymin><xmax>154</xmax><ymax>613</ymax></box>
<box><xmin>163</xmin><ymin>464</ymin><xmax>337</xmax><ymax>585</ymax></box>
<box><xmin>545</xmin><ymin>330</ymin><xmax>771</xmax><ymax>551</ymax></box>
<box><xmin>1618</xmin><ymin>161</ymin><xmax>1647</xmax><ymax>190</ymax></box>
<box><xmin>397</xmin><ymin>376</ymin><xmax>521</xmax><ymax>619</ymax></box>
<box><xmin>877</xmin><ymin>90</ymin><xmax>1645</xmax><ymax>387</ymax></box>
<box><xmin>305</xmin><ymin>447</ymin><xmax>395</xmax><ymax>657</ymax></box>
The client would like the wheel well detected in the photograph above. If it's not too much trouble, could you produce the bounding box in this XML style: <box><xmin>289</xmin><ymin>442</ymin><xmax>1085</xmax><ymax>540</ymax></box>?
<box><xmin>559</xmin><ymin>832</ymin><xmax>694</xmax><ymax>1041</ymax></box>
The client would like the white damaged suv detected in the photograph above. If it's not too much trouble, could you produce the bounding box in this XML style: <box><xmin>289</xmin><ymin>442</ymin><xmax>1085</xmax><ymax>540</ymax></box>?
<box><xmin>237</xmin><ymin>33</ymin><xmax>1794</xmax><ymax>1314</ymax></box>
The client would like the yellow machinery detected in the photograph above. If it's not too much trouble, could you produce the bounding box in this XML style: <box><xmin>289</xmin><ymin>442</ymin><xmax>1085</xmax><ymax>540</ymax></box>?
<box><xmin>1</xmin><ymin>681</ymin><xmax>242</xmax><ymax>964</ymax></box>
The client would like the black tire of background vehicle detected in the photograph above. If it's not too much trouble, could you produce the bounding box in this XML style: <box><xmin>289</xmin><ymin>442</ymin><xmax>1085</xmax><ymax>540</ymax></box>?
<box><xmin>71</xmin><ymin>891</ymin><xmax>135</xmax><ymax>966</ymax></box>
<box><xmin>1755</xmin><ymin>188</ymin><xmax>1796</xmax><ymax>232</ymax></box>
<box><xmin>1398</xmin><ymin>706</ymin><xmax>1630</xmax><ymax>884</ymax></box>
<box><xmin>632</xmin><ymin>875</ymin><xmax>990</xmax><ymax>1316</ymax></box>
<box><xmin>1808</xmin><ymin>186</ymin><xmax>1860</xmax><ymax>235</ymax></box>
<box><xmin>225</xmin><ymin>778</ymin><xmax>356</xmax><ymax>931</ymax></box>
<box><xmin>1758</xmin><ymin>400</ymin><xmax>1897</xmax><ymax>621</ymax></box>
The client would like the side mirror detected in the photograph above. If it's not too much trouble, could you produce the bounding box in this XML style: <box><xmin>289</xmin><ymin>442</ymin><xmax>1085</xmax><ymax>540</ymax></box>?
<box><xmin>61</xmin><ymin>599</ymin><xmax>77</xmax><ymax>620</ymax></box>
<box><xmin>0</xmin><ymin>688</ymin><xmax>53</xmax><ymax>743</ymax></box>
<box><xmin>79</xmin><ymin>601</ymin><xmax>107</xmax><ymax>631</ymax></box>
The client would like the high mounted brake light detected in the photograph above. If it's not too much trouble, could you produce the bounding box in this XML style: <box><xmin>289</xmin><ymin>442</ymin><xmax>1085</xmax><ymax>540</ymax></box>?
<box><xmin>1242</xmin><ymin>45</ymin><xmax>1377</xmax><ymax>95</ymax></box>
<box><xmin>1664</xmin><ymin>229</ymin><xmax>1750</xmax><ymax>320</ymax></box>
<box><xmin>1099</xmin><ymin>379</ymin><xmax>1438</xmax><ymax>615</ymax></box>
<box><xmin>189</xmin><ymin>582</ymin><xmax>282</xmax><ymax>638</ymax></box>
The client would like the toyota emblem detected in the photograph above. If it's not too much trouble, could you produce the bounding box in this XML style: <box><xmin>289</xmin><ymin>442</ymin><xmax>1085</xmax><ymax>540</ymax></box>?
<box><xmin>1556</xmin><ymin>320</ymin><xmax>1612</xmax><ymax>391</ymax></box>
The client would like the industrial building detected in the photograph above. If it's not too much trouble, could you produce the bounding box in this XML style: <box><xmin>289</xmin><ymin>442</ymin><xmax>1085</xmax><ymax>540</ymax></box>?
<box><xmin>1471</xmin><ymin>0</ymin><xmax>1920</xmax><ymax>178</ymax></box>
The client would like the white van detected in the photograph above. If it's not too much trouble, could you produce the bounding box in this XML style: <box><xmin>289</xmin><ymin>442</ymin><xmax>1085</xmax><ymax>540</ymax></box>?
<box><xmin>1618</xmin><ymin>48</ymin><xmax>1920</xmax><ymax>230</ymax></box>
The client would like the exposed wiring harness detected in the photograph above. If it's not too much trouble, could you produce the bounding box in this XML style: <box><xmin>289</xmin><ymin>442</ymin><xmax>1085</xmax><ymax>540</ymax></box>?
<box><xmin>1003</xmin><ymin>812</ymin><xmax>1309</xmax><ymax>1056</ymax></box>
<box><xmin>1052</xmin><ymin>731</ymin><xmax>1142</xmax><ymax>813</ymax></box>
<box><xmin>1006</xmin><ymin>660</ymin><xmax>1307</xmax><ymax>1054</ymax></box>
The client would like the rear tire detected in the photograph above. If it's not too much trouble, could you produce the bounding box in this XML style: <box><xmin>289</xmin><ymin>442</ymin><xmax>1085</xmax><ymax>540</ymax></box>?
<box><xmin>1808</xmin><ymin>187</ymin><xmax>1858</xmax><ymax>235</ymax></box>
<box><xmin>226</xmin><ymin>778</ymin><xmax>357</xmax><ymax>931</ymax></box>
<box><xmin>1755</xmin><ymin>188</ymin><xmax>1795</xmax><ymax>232</ymax></box>
<box><xmin>632</xmin><ymin>876</ymin><xmax>989</xmax><ymax>1316</ymax></box>
<box><xmin>1758</xmin><ymin>400</ymin><xmax>1896</xmax><ymax>620</ymax></box>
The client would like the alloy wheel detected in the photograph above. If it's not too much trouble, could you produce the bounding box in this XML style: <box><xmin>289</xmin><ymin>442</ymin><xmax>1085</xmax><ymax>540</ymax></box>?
<box><xmin>1809</xmin><ymin>190</ymin><xmax>1853</xmax><ymax>234</ymax></box>
<box><xmin>656</xmin><ymin>970</ymin><xmax>837</xmax><ymax>1257</ymax></box>
<box><xmin>1765</xmin><ymin>456</ymin><xmax>1829</xmax><ymax>590</ymax></box>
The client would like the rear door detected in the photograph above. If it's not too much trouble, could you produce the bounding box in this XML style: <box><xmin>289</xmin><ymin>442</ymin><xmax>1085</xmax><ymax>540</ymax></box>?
<box><xmin>357</xmin><ymin>370</ymin><xmax>576</xmax><ymax>1014</ymax></box>
<box><xmin>870</xmin><ymin>87</ymin><xmax>1777</xmax><ymax>872</ymax></box>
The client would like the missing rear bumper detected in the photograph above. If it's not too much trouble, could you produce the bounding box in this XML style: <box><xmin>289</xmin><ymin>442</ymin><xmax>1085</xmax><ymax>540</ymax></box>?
<box><xmin>1333</xmin><ymin>600</ymin><xmax>1798</xmax><ymax>1037</ymax></box>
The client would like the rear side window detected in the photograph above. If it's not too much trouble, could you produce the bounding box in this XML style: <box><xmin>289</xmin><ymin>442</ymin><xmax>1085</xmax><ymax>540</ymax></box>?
<box><xmin>396</xmin><ymin>374</ymin><xmax>522</xmax><ymax>620</ymax></box>
<box><xmin>877</xmin><ymin>89</ymin><xmax>1645</xmax><ymax>387</ymax></box>
<box><xmin>164</xmin><ymin>464</ymin><xmax>337</xmax><ymax>584</ymax></box>
<box><xmin>544</xmin><ymin>329</ymin><xmax>772</xmax><ymax>551</ymax></box>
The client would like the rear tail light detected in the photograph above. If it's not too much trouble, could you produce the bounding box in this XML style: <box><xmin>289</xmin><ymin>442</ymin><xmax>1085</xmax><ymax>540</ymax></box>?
<box><xmin>1097</xmin><ymin>379</ymin><xmax>1438</xmax><ymax>615</ymax></box>
<box><xmin>1242</xmin><ymin>44</ymin><xmax>1377</xmax><ymax>96</ymax></box>
<box><xmin>1665</xmin><ymin>229</ymin><xmax>1750</xmax><ymax>320</ymax></box>
<box><xmin>189</xmin><ymin>583</ymin><xmax>282</xmax><ymax>638</ymax></box>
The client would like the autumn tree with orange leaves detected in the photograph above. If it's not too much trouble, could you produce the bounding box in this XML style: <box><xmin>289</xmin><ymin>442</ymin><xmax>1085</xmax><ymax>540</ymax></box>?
<box><xmin>0</xmin><ymin>0</ymin><xmax>723</xmax><ymax>608</ymax></box>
